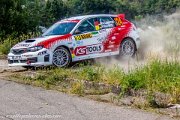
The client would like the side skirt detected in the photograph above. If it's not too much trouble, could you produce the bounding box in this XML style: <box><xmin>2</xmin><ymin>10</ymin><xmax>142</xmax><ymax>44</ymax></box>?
<box><xmin>72</xmin><ymin>51</ymin><xmax>119</xmax><ymax>62</ymax></box>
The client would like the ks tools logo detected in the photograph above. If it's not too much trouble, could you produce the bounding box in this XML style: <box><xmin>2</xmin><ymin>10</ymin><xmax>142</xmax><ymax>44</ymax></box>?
<box><xmin>75</xmin><ymin>44</ymin><xmax>103</xmax><ymax>56</ymax></box>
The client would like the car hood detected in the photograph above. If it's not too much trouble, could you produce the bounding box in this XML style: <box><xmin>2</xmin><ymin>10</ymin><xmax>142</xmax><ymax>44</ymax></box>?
<box><xmin>12</xmin><ymin>35</ymin><xmax>62</xmax><ymax>49</ymax></box>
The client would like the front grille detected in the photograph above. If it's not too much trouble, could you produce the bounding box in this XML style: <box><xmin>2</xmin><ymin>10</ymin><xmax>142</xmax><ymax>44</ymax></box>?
<box><xmin>28</xmin><ymin>57</ymin><xmax>38</xmax><ymax>63</ymax></box>
<box><xmin>12</xmin><ymin>48</ymin><xmax>27</xmax><ymax>55</ymax></box>
<box><xmin>20</xmin><ymin>60</ymin><xmax>27</xmax><ymax>63</ymax></box>
<box><xmin>8</xmin><ymin>60</ymin><xmax>20</xmax><ymax>64</ymax></box>
<box><xmin>8</xmin><ymin>57</ymin><xmax>38</xmax><ymax>64</ymax></box>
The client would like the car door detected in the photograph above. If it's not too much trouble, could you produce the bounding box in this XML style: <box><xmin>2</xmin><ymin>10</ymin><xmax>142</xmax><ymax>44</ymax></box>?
<box><xmin>98</xmin><ymin>16</ymin><xmax>120</xmax><ymax>53</ymax></box>
<box><xmin>72</xmin><ymin>18</ymin><xmax>104</xmax><ymax>60</ymax></box>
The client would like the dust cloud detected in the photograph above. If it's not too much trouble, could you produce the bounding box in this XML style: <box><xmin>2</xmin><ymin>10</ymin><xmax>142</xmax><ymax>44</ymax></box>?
<box><xmin>96</xmin><ymin>11</ymin><xmax>180</xmax><ymax>71</ymax></box>
<box><xmin>137</xmin><ymin>10</ymin><xmax>180</xmax><ymax>60</ymax></box>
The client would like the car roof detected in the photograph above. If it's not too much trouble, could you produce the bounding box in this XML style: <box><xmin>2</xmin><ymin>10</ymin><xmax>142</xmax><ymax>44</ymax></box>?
<box><xmin>62</xmin><ymin>14</ymin><xmax>117</xmax><ymax>21</ymax></box>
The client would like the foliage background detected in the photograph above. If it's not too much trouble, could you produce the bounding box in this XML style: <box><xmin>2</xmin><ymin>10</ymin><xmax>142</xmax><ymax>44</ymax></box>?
<box><xmin>0</xmin><ymin>0</ymin><xmax>179</xmax><ymax>41</ymax></box>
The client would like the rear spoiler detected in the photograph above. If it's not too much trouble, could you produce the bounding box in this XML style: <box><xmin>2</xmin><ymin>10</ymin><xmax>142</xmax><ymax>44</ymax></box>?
<box><xmin>117</xmin><ymin>14</ymin><xmax>125</xmax><ymax>19</ymax></box>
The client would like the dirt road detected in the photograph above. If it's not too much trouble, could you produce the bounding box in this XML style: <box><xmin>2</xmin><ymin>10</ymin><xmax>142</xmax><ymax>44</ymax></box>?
<box><xmin>0</xmin><ymin>59</ymin><xmax>176</xmax><ymax>120</ymax></box>
<box><xmin>0</xmin><ymin>78</ymin><xmax>175</xmax><ymax>120</ymax></box>
<box><xmin>0</xmin><ymin>60</ymin><xmax>25</xmax><ymax>73</ymax></box>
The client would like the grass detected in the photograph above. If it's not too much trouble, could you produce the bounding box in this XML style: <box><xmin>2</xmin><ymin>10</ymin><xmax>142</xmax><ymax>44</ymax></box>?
<box><xmin>10</xmin><ymin>59</ymin><xmax>180</xmax><ymax>108</ymax></box>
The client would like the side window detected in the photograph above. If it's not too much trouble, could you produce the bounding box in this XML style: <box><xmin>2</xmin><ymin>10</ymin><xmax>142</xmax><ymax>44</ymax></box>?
<box><xmin>88</xmin><ymin>17</ymin><xmax>101</xmax><ymax>31</ymax></box>
<box><xmin>99</xmin><ymin>17</ymin><xmax>116</xmax><ymax>29</ymax></box>
<box><xmin>74</xmin><ymin>20</ymin><xmax>95</xmax><ymax>34</ymax></box>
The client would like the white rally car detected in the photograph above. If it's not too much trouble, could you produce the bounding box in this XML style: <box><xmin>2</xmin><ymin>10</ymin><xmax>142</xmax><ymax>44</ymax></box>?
<box><xmin>8</xmin><ymin>14</ymin><xmax>140</xmax><ymax>67</ymax></box>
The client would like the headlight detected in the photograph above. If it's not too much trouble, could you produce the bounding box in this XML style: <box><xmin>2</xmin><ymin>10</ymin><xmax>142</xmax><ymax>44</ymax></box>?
<box><xmin>27</xmin><ymin>46</ymin><xmax>43</xmax><ymax>52</ymax></box>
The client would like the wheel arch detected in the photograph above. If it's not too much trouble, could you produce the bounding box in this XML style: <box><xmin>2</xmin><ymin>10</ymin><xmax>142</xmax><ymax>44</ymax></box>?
<box><xmin>120</xmin><ymin>37</ymin><xmax>137</xmax><ymax>51</ymax></box>
<box><xmin>55</xmin><ymin>45</ymin><xmax>72</xmax><ymax>54</ymax></box>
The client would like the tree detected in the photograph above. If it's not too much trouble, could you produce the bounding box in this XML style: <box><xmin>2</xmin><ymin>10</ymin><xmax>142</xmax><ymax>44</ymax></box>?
<box><xmin>0</xmin><ymin>0</ymin><xmax>179</xmax><ymax>40</ymax></box>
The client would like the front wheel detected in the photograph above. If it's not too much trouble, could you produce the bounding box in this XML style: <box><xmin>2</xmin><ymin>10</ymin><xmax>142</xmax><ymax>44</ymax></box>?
<box><xmin>119</xmin><ymin>38</ymin><xmax>136</xmax><ymax>57</ymax></box>
<box><xmin>52</xmin><ymin>47</ymin><xmax>71</xmax><ymax>67</ymax></box>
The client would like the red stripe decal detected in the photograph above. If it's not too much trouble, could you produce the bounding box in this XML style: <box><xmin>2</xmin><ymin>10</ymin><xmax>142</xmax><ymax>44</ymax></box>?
<box><xmin>37</xmin><ymin>34</ymin><xmax>72</xmax><ymax>49</ymax></box>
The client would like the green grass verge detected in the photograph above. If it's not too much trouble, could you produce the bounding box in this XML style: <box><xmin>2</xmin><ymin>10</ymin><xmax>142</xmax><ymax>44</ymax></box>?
<box><xmin>11</xmin><ymin>60</ymin><xmax>180</xmax><ymax>107</ymax></box>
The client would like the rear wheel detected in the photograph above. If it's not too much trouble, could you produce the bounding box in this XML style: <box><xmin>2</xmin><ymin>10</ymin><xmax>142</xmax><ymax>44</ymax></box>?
<box><xmin>52</xmin><ymin>47</ymin><xmax>71</xmax><ymax>67</ymax></box>
<box><xmin>119</xmin><ymin>38</ymin><xmax>136</xmax><ymax>57</ymax></box>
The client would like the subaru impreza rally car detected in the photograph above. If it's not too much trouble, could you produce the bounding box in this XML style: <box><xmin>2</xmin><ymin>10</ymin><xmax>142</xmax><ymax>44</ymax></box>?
<box><xmin>8</xmin><ymin>14</ymin><xmax>140</xmax><ymax>67</ymax></box>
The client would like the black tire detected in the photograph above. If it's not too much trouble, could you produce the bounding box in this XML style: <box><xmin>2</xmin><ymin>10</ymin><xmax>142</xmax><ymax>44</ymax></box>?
<box><xmin>52</xmin><ymin>47</ymin><xmax>71</xmax><ymax>67</ymax></box>
<box><xmin>119</xmin><ymin>38</ymin><xmax>136</xmax><ymax>57</ymax></box>
<box><xmin>22</xmin><ymin>66</ymin><xmax>35</xmax><ymax>70</ymax></box>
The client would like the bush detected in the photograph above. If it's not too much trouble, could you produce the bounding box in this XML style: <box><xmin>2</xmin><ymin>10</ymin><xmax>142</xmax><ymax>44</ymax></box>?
<box><xmin>0</xmin><ymin>39</ymin><xmax>12</xmax><ymax>55</ymax></box>
<box><xmin>0</xmin><ymin>33</ymin><xmax>40</xmax><ymax>55</ymax></box>
<box><xmin>120</xmin><ymin>60</ymin><xmax>180</xmax><ymax>104</ymax></box>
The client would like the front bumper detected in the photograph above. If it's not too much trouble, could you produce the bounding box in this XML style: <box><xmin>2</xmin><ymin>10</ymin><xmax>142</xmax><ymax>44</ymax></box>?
<box><xmin>8</xmin><ymin>49</ymin><xmax>52</xmax><ymax>67</ymax></box>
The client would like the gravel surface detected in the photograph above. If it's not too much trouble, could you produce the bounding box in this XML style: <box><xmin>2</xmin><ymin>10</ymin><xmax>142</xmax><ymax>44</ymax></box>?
<box><xmin>0</xmin><ymin>79</ymin><xmax>175</xmax><ymax>120</ymax></box>
<box><xmin>0</xmin><ymin>60</ymin><xmax>25</xmax><ymax>73</ymax></box>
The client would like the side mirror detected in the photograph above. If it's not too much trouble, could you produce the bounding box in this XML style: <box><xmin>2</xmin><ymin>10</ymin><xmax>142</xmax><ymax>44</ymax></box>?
<box><xmin>42</xmin><ymin>28</ymin><xmax>47</xmax><ymax>33</ymax></box>
<box><xmin>39</xmin><ymin>26</ymin><xmax>47</xmax><ymax>33</ymax></box>
<box><xmin>74</xmin><ymin>29</ymin><xmax>81</xmax><ymax>34</ymax></box>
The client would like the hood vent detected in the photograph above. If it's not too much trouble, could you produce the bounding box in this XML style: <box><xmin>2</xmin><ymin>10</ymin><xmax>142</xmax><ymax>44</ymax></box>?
<box><xmin>25</xmin><ymin>39</ymin><xmax>35</xmax><ymax>43</ymax></box>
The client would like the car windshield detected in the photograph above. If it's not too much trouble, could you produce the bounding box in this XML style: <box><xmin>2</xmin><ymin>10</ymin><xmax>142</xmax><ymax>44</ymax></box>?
<box><xmin>42</xmin><ymin>22</ymin><xmax>77</xmax><ymax>36</ymax></box>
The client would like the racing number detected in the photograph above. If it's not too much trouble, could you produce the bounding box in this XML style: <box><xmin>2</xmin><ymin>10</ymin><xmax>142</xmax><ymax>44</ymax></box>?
<box><xmin>114</xmin><ymin>17</ymin><xmax>123</xmax><ymax>26</ymax></box>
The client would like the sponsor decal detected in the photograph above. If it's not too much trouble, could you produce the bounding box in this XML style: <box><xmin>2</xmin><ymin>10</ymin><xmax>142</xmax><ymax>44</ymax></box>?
<box><xmin>101</xmin><ymin>21</ymin><xmax>115</xmax><ymax>29</ymax></box>
<box><xmin>95</xmin><ymin>26</ymin><xmax>100</xmax><ymax>31</ymax></box>
<box><xmin>107</xmin><ymin>45</ymin><xmax>115</xmax><ymax>49</ymax></box>
<box><xmin>76</xmin><ymin>40</ymin><xmax>84</xmax><ymax>46</ymax></box>
<box><xmin>114</xmin><ymin>17</ymin><xmax>123</xmax><ymax>26</ymax></box>
<box><xmin>112</xmin><ymin>36</ymin><xmax>116</xmax><ymax>40</ymax></box>
<box><xmin>14</xmin><ymin>44</ymin><xmax>31</xmax><ymax>48</ymax></box>
<box><xmin>75</xmin><ymin>46</ymin><xmax>87</xmax><ymax>56</ymax></box>
<box><xmin>22</xmin><ymin>55</ymin><xmax>33</xmax><ymax>57</ymax></box>
<box><xmin>87</xmin><ymin>44</ymin><xmax>103</xmax><ymax>54</ymax></box>
<box><xmin>109</xmin><ymin>41</ymin><xmax>115</xmax><ymax>44</ymax></box>
<box><xmin>114</xmin><ymin>33</ymin><xmax>120</xmax><ymax>35</ymax></box>
<box><xmin>73</xmin><ymin>43</ymin><xmax>76</xmax><ymax>47</ymax></box>
<box><xmin>38</xmin><ymin>50</ymin><xmax>47</xmax><ymax>55</ymax></box>
<box><xmin>75</xmin><ymin>44</ymin><xmax>103</xmax><ymax>56</ymax></box>
<box><xmin>72</xmin><ymin>53</ymin><xmax>75</xmax><ymax>58</ymax></box>
<box><xmin>91</xmin><ymin>31</ymin><xmax>99</xmax><ymax>35</ymax></box>
<box><xmin>105</xmin><ymin>49</ymin><xmax>112</xmax><ymax>52</ymax></box>
<box><xmin>74</xmin><ymin>33</ymin><xmax>92</xmax><ymax>41</ymax></box>
<box><xmin>97</xmin><ymin>37</ymin><xmax>104</xmax><ymax>42</ymax></box>
<box><xmin>120</xmin><ymin>25</ymin><xmax>126</xmax><ymax>28</ymax></box>
<box><xmin>99</xmin><ymin>29</ymin><xmax>106</xmax><ymax>33</ymax></box>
